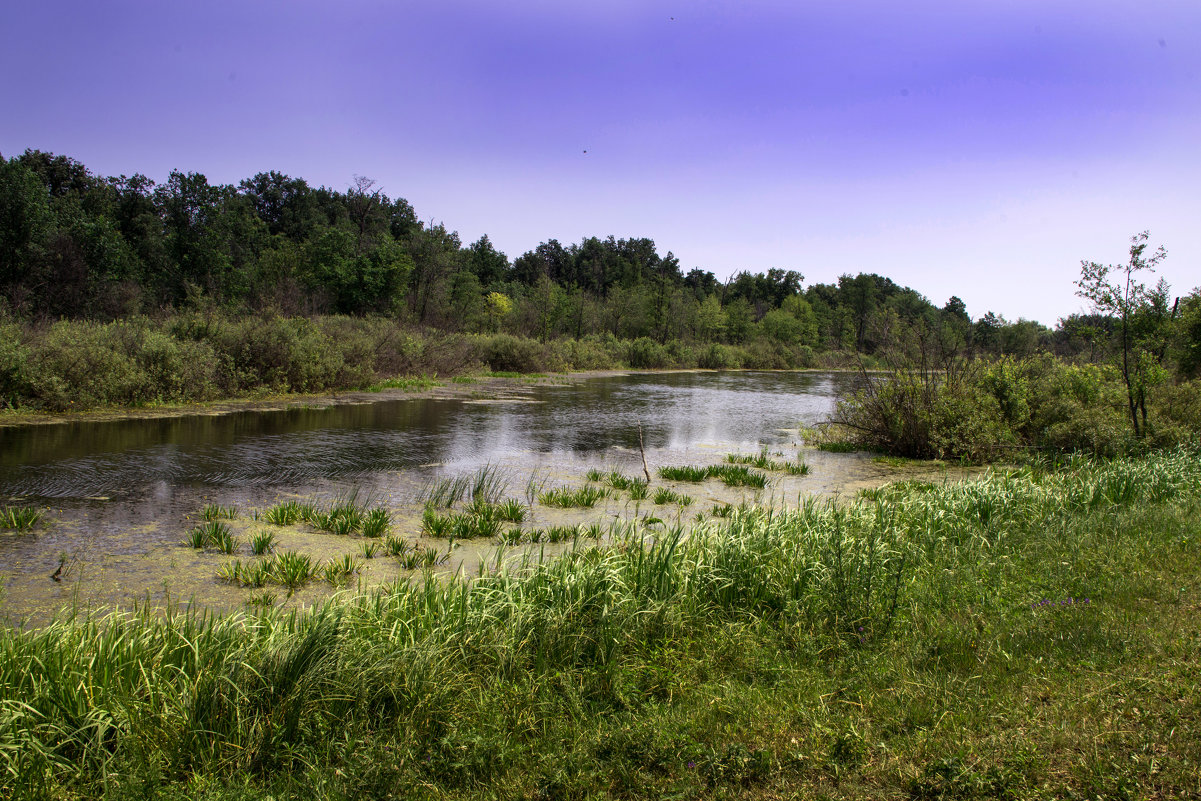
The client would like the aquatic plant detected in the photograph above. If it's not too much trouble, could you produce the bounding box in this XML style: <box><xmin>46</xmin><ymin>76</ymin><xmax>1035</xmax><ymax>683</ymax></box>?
<box><xmin>493</xmin><ymin>498</ymin><xmax>527</xmax><ymax>523</ymax></box>
<box><xmin>652</xmin><ymin>487</ymin><xmax>693</xmax><ymax>506</ymax></box>
<box><xmin>726</xmin><ymin>450</ymin><xmax>810</xmax><ymax>475</ymax></box>
<box><xmin>538</xmin><ymin>485</ymin><xmax>609</xmax><ymax>508</ymax></box>
<box><xmin>360</xmin><ymin>541</ymin><xmax>381</xmax><ymax>559</ymax></box>
<box><xmin>249</xmin><ymin>530</ymin><xmax>277</xmax><ymax>556</ymax></box>
<box><xmin>497</xmin><ymin>528</ymin><xmax>525</xmax><ymax>545</ymax></box>
<box><xmin>209</xmin><ymin>526</ymin><xmax>240</xmax><ymax>555</ymax></box>
<box><xmin>184</xmin><ymin>521</ymin><xmax>233</xmax><ymax>551</ymax></box>
<box><xmin>422</xmin><ymin>508</ymin><xmax>453</xmax><ymax>537</ymax></box>
<box><xmin>657</xmin><ymin>465</ymin><xmax>710</xmax><ymax>482</ymax></box>
<box><xmin>200</xmin><ymin>503</ymin><xmax>238</xmax><ymax>521</ymax></box>
<box><xmin>269</xmin><ymin>550</ymin><xmax>319</xmax><ymax>589</ymax></box>
<box><xmin>707</xmin><ymin>464</ymin><xmax>769</xmax><ymax>488</ymax></box>
<box><xmin>396</xmin><ymin>545</ymin><xmax>443</xmax><ymax>569</ymax></box>
<box><xmin>323</xmin><ymin>555</ymin><xmax>360</xmax><ymax>585</ymax></box>
<box><xmin>383</xmin><ymin>535</ymin><xmax>410</xmax><ymax>556</ymax></box>
<box><xmin>711</xmin><ymin>503</ymin><xmax>735</xmax><ymax>518</ymax></box>
<box><xmin>262</xmin><ymin>501</ymin><xmax>303</xmax><ymax>526</ymax></box>
<box><xmin>361</xmin><ymin>507</ymin><xmax>391</xmax><ymax>538</ymax></box>
<box><xmin>0</xmin><ymin>505</ymin><xmax>43</xmax><ymax>531</ymax></box>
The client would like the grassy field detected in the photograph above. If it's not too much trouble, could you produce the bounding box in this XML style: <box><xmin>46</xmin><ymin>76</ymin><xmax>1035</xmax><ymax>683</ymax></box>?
<box><xmin>1</xmin><ymin>450</ymin><xmax>1199</xmax><ymax>800</ymax></box>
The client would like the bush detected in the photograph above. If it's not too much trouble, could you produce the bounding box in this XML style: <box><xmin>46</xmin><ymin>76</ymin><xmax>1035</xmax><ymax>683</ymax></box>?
<box><xmin>697</xmin><ymin>343</ymin><xmax>740</xmax><ymax>370</ymax></box>
<box><xmin>482</xmin><ymin>333</ymin><xmax>547</xmax><ymax>373</ymax></box>
<box><xmin>626</xmin><ymin>337</ymin><xmax>670</xmax><ymax>369</ymax></box>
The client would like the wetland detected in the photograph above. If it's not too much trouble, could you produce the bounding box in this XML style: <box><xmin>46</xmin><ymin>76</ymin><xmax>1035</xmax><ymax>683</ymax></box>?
<box><xmin>0</xmin><ymin>370</ymin><xmax>972</xmax><ymax>624</ymax></box>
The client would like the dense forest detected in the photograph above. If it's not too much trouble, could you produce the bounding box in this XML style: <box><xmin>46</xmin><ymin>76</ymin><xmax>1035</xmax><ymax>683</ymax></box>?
<box><xmin>1</xmin><ymin>148</ymin><xmax>1199</xmax><ymax>418</ymax></box>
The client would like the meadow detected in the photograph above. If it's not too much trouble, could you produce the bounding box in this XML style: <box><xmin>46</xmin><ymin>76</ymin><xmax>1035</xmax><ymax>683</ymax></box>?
<box><xmin>0</xmin><ymin>449</ymin><xmax>1198</xmax><ymax>799</ymax></box>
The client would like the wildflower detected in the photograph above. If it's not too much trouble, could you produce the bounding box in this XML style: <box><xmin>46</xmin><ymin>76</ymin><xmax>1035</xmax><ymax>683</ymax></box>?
<box><xmin>687</xmin><ymin>761</ymin><xmax>696</xmax><ymax>769</ymax></box>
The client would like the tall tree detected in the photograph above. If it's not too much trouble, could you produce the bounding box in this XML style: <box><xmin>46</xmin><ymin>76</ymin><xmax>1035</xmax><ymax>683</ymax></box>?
<box><xmin>1075</xmin><ymin>231</ymin><xmax>1168</xmax><ymax>437</ymax></box>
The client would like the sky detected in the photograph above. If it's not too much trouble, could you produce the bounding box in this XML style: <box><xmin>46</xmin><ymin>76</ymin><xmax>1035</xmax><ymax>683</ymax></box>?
<box><xmin>2</xmin><ymin>0</ymin><xmax>1198</xmax><ymax>326</ymax></box>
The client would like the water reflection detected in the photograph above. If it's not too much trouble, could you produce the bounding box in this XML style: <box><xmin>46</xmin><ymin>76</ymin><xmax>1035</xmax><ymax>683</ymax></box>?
<box><xmin>0</xmin><ymin>372</ymin><xmax>856</xmax><ymax>501</ymax></box>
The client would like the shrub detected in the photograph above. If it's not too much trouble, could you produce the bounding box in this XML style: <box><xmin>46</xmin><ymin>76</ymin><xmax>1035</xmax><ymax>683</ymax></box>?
<box><xmin>483</xmin><ymin>334</ymin><xmax>546</xmax><ymax>373</ymax></box>
<box><xmin>626</xmin><ymin>337</ymin><xmax>670</xmax><ymax>369</ymax></box>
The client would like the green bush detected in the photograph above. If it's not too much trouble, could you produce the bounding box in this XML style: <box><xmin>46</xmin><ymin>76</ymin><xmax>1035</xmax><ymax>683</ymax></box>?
<box><xmin>483</xmin><ymin>333</ymin><xmax>546</xmax><ymax>373</ymax></box>
<box><xmin>697</xmin><ymin>343</ymin><xmax>740</xmax><ymax>369</ymax></box>
<box><xmin>626</xmin><ymin>337</ymin><xmax>670</xmax><ymax>369</ymax></box>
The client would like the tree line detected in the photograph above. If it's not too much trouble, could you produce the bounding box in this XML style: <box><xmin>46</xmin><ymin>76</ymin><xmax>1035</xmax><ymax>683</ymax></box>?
<box><xmin>1</xmin><ymin>149</ymin><xmax>1198</xmax><ymax>373</ymax></box>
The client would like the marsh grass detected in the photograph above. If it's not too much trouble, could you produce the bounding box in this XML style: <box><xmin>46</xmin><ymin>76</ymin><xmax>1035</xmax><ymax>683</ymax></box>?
<box><xmin>360</xmin><ymin>508</ymin><xmax>391</xmax><ymax>538</ymax></box>
<box><xmin>652</xmin><ymin>487</ymin><xmax>693</xmax><ymax>506</ymax></box>
<box><xmin>527</xmin><ymin>525</ymin><xmax>579</xmax><ymax>544</ymax></box>
<box><xmin>538</xmin><ymin>485</ymin><xmax>610</xmax><ymax>508</ymax></box>
<box><xmin>249</xmin><ymin>531</ymin><xmax>277</xmax><ymax>556</ymax></box>
<box><xmin>727</xmin><ymin>450</ymin><xmax>811</xmax><ymax>475</ymax></box>
<box><xmin>423</xmin><ymin>465</ymin><xmax>509</xmax><ymax>509</ymax></box>
<box><xmin>0</xmin><ymin>505</ymin><xmax>44</xmax><ymax>531</ymax></box>
<box><xmin>657</xmin><ymin>462</ymin><xmax>770</xmax><ymax>488</ymax></box>
<box><xmin>6</xmin><ymin>450</ymin><xmax>1201</xmax><ymax>799</ymax></box>
<box><xmin>200</xmin><ymin>503</ymin><xmax>238</xmax><ymax>521</ymax></box>
<box><xmin>323</xmin><ymin>555</ymin><xmax>361</xmax><ymax>585</ymax></box>
<box><xmin>657</xmin><ymin>465</ymin><xmax>710</xmax><ymax>482</ymax></box>
<box><xmin>183</xmin><ymin>521</ymin><xmax>233</xmax><ymax>551</ymax></box>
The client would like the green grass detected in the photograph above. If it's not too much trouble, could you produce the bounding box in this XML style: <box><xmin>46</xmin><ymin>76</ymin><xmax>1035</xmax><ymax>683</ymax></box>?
<box><xmin>5</xmin><ymin>450</ymin><xmax>1201</xmax><ymax>799</ymax></box>
<box><xmin>726</xmin><ymin>450</ymin><xmax>810</xmax><ymax>475</ymax></box>
<box><xmin>200</xmin><ymin>503</ymin><xmax>238</xmax><ymax>521</ymax></box>
<box><xmin>817</xmin><ymin>439</ymin><xmax>860</xmax><ymax>453</ymax></box>
<box><xmin>538</xmin><ymin>485</ymin><xmax>610</xmax><ymax>508</ymax></box>
<box><xmin>249</xmin><ymin>530</ymin><xmax>276</xmax><ymax>556</ymax></box>
<box><xmin>652</xmin><ymin>487</ymin><xmax>693</xmax><ymax>506</ymax></box>
<box><xmin>657</xmin><ymin>464</ymin><xmax>710</xmax><ymax>482</ymax></box>
<box><xmin>366</xmin><ymin>375</ymin><xmax>440</xmax><ymax>393</ymax></box>
<box><xmin>0</xmin><ymin>505</ymin><xmax>44</xmax><ymax>531</ymax></box>
<box><xmin>261</xmin><ymin>500</ymin><xmax>302</xmax><ymax>526</ymax></box>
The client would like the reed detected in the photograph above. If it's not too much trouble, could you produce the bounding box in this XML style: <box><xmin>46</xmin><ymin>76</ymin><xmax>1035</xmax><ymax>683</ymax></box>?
<box><xmin>0</xmin><ymin>505</ymin><xmax>43</xmax><ymax>532</ymax></box>
<box><xmin>249</xmin><ymin>530</ymin><xmax>277</xmax><ymax>556</ymax></box>
<box><xmin>657</xmin><ymin>465</ymin><xmax>710</xmax><ymax>482</ymax></box>
<box><xmin>322</xmin><ymin>555</ymin><xmax>360</xmax><ymax>585</ymax></box>
<box><xmin>538</xmin><ymin>485</ymin><xmax>610</xmax><ymax>508</ymax></box>
<box><xmin>652</xmin><ymin>487</ymin><xmax>693</xmax><ymax>506</ymax></box>
<box><xmin>261</xmin><ymin>500</ymin><xmax>303</xmax><ymax>526</ymax></box>
<box><xmin>361</xmin><ymin>508</ymin><xmax>391</xmax><ymax>538</ymax></box>
<box><xmin>200</xmin><ymin>503</ymin><xmax>238</xmax><ymax>521</ymax></box>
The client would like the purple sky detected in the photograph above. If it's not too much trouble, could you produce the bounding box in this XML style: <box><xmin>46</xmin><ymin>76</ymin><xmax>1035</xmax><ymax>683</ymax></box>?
<box><xmin>3</xmin><ymin>0</ymin><xmax>1198</xmax><ymax>325</ymax></box>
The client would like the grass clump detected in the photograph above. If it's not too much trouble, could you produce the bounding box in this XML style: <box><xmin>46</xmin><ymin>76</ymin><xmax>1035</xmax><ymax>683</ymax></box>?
<box><xmin>249</xmin><ymin>530</ymin><xmax>277</xmax><ymax>556</ymax></box>
<box><xmin>261</xmin><ymin>500</ymin><xmax>303</xmax><ymax>526</ymax></box>
<box><xmin>726</xmin><ymin>450</ymin><xmax>810</xmax><ymax>475</ymax></box>
<box><xmin>657</xmin><ymin>465</ymin><xmax>710</xmax><ymax>482</ymax></box>
<box><xmin>652</xmin><ymin>487</ymin><xmax>693</xmax><ymax>506</ymax></box>
<box><xmin>183</xmin><ymin>520</ymin><xmax>234</xmax><ymax>551</ymax></box>
<box><xmin>527</xmin><ymin>525</ymin><xmax>579</xmax><ymax>544</ymax></box>
<box><xmin>707</xmin><ymin>463</ymin><xmax>769</xmax><ymax>488</ymax></box>
<box><xmin>538</xmin><ymin>485</ymin><xmax>610</xmax><ymax>508</ymax></box>
<box><xmin>200</xmin><ymin>503</ymin><xmax>237</xmax><ymax>521</ymax></box>
<box><xmin>360</xmin><ymin>508</ymin><xmax>391</xmax><ymax>538</ymax></box>
<box><xmin>1</xmin><ymin>505</ymin><xmax>44</xmax><ymax>531</ymax></box>
<box><xmin>323</xmin><ymin>555</ymin><xmax>361</xmax><ymax>585</ymax></box>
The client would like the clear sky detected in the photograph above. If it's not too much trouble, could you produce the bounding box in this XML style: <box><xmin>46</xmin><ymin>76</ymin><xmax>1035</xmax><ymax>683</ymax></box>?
<box><xmin>2</xmin><ymin>0</ymin><xmax>1198</xmax><ymax>325</ymax></box>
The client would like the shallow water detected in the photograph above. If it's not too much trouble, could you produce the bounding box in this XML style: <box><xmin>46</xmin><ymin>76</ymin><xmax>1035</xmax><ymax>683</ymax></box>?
<box><xmin>0</xmin><ymin>371</ymin><xmax>971</xmax><ymax>624</ymax></box>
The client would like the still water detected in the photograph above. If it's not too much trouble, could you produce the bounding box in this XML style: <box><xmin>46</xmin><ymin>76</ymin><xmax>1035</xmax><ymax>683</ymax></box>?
<box><xmin>1</xmin><ymin>371</ymin><xmax>944</xmax><ymax>623</ymax></box>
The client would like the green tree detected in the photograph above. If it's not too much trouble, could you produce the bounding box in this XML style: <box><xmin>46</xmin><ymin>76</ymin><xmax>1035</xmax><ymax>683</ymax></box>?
<box><xmin>1075</xmin><ymin>231</ymin><xmax>1168</xmax><ymax>438</ymax></box>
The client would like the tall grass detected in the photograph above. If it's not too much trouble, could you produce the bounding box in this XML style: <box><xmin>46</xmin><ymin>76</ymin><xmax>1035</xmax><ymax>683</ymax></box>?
<box><xmin>2</xmin><ymin>449</ymin><xmax>1200</xmax><ymax>798</ymax></box>
<box><xmin>0</xmin><ymin>505</ymin><xmax>44</xmax><ymax>531</ymax></box>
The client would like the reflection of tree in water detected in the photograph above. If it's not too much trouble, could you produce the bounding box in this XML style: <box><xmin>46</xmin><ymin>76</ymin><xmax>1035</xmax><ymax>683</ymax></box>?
<box><xmin>0</xmin><ymin>372</ymin><xmax>858</xmax><ymax>500</ymax></box>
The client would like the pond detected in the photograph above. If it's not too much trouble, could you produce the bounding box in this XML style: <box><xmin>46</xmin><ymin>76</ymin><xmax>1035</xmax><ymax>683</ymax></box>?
<box><xmin>0</xmin><ymin>370</ymin><xmax>963</xmax><ymax>624</ymax></box>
